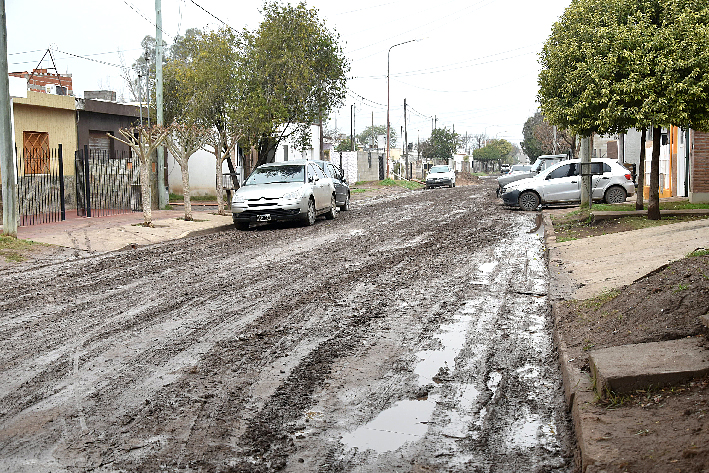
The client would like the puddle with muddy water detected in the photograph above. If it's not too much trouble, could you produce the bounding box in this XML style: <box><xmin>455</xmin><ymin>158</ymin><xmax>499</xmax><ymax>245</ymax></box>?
<box><xmin>342</xmin><ymin>262</ymin><xmax>497</xmax><ymax>453</ymax></box>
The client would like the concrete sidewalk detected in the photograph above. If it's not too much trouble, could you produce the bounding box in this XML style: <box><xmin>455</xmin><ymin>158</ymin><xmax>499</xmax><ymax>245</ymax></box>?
<box><xmin>544</xmin><ymin>209</ymin><xmax>709</xmax><ymax>472</ymax></box>
<box><xmin>1</xmin><ymin>209</ymin><xmax>235</xmax><ymax>253</ymax></box>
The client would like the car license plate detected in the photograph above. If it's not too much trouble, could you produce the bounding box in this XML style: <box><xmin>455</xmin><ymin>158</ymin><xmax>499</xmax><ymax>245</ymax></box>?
<box><xmin>257</xmin><ymin>214</ymin><xmax>271</xmax><ymax>222</ymax></box>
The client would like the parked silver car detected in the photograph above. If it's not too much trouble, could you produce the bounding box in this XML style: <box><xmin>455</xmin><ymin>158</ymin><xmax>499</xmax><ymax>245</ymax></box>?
<box><xmin>501</xmin><ymin>158</ymin><xmax>635</xmax><ymax>211</ymax></box>
<box><xmin>231</xmin><ymin>160</ymin><xmax>337</xmax><ymax>229</ymax></box>
<box><xmin>497</xmin><ymin>154</ymin><xmax>567</xmax><ymax>196</ymax></box>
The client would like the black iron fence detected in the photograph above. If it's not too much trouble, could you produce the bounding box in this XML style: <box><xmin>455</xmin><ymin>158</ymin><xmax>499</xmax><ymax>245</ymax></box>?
<box><xmin>75</xmin><ymin>145</ymin><xmax>142</xmax><ymax>218</ymax></box>
<box><xmin>16</xmin><ymin>145</ymin><xmax>66</xmax><ymax>226</ymax></box>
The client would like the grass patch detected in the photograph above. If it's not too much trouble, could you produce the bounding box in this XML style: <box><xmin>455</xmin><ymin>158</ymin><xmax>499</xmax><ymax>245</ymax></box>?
<box><xmin>578</xmin><ymin>289</ymin><xmax>621</xmax><ymax>311</ymax></box>
<box><xmin>380</xmin><ymin>178</ymin><xmax>424</xmax><ymax>190</ymax></box>
<box><xmin>0</xmin><ymin>236</ymin><xmax>44</xmax><ymax>263</ymax></box>
<box><xmin>551</xmin><ymin>209</ymin><xmax>708</xmax><ymax>241</ymax></box>
<box><xmin>688</xmin><ymin>248</ymin><xmax>709</xmax><ymax>257</ymax></box>
<box><xmin>351</xmin><ymin>188</ymin><xmax>367</xmax><ymax>194</ymax></box>
<box><xmin>169</xmin><ymin>193</ymin><xmax>218</xmax><ymax>202</ymax></box>
<box><xmin>591</xmin><ymin>201</ymin><xmax>709</xmax><ymax>212</ymax></box>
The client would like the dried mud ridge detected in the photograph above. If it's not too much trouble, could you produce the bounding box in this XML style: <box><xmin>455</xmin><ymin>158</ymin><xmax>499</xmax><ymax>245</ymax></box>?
<box><xmin>0</xmin><ymin>180</ymin><xmax>574</xmax><ymax>472</ymax></box>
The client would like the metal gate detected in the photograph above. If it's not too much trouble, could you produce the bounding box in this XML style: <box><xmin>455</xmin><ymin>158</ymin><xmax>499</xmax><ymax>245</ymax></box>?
<box><xmin>17</xmin><ymin>145</ymin><xmax>66</xmax><ymax>225</ymax></box>
<box><xmin>75</xmin><ymin>146</ymin><xmax>141</xmax><ymax>218</ymax></box>
<box><xmin>378</xmin><ymin>155</ymin><xmax>385</xmax><ymax>180</ymax></box>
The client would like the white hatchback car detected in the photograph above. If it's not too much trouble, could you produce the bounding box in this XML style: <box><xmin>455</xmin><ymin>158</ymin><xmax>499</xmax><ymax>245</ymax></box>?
<box><xmin>501</xmin><ymin>158</ymin><xmax>635</xmax><ymax>211</ymax></box>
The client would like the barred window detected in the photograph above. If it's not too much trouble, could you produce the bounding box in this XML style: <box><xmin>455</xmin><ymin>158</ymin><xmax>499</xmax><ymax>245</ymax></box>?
<box><xmin>23</xmin><ymin>131</ymin><xmax>49</xmax><ymax>174</ymax></box>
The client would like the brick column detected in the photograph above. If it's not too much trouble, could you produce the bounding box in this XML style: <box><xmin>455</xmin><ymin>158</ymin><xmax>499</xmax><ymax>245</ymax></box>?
<box><xmin>690</xmin><ymin>131</ymin><xmax>709</xmax><ymax>203</ymax></box>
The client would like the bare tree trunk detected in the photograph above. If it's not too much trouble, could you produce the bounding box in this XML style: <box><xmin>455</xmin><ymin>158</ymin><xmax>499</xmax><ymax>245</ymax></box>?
<box><xmin>214</xmin><ymin>148</ymin><xmax>225</xmax><ymax>215</ymax></box>
<box><xmin>141</xmin><ymin>155</ymin><xmax>153</xmax><ymax>226</ymax></box>
<box><xmin>181</xmin><ymin>160</ymin><xmax>192</xmax><ymax>221</ymax></box>
<box><xmin>648</xmin><ymin>126</ymin><xmax>661</xmax><ymax>220</ymax></box>
<box><xmin>636</xmin><ymin>128</ymin><xmax>646</xmax><ymax>210</ymax></box>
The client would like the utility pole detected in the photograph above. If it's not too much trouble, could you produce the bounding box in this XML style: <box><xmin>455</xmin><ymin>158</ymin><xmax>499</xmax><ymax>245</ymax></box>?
<box><xmin>155</xmin><ymin>0</ymin><xmax>167</xmax><ymax>208</ymax></box>
<box><xmin>404</xmin><ymin>98</ymin><xmax>408</xmax><ymax>179</ymax></box>
<box><xmin>434</xmin><ymin>115</ymin><xmax>437</xmax><ymax>130</ymax></box>
<box><xmin>553</xmin><ymin>126</ymin><xmax>558</xmax><ymax>154</ymax></box>
<box><xmin>0</xmin><ymin>0</ymin><xmax>16</xmax><ymax>237</ymax></box>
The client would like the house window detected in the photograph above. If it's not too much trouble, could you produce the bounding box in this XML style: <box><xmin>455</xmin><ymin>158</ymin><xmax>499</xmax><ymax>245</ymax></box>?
<box><xmin>89</xmin><ymin>130</ymin><xmax>113</xmax><ymax>158</ymax></box>
<box><xmin>283</xmin><ymin>144</ymin><xmax>288</xmax><ymax>162</ymax></box>
<box><xmin>23</xmin><ymin>131</ymin><xmax>49</xmax><ymax>174</ymax></box>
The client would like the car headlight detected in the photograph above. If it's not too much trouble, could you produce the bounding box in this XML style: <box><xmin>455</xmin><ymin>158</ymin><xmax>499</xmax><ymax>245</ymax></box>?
<box><xmin>233</xmin><ymin>194</ymin><xmax>245</xmax><ymax>204</ymax></box>
<box><xmin>282</xmin><ymin>189</ymin><xmax>304</xmax><ymax>200</ymax></box>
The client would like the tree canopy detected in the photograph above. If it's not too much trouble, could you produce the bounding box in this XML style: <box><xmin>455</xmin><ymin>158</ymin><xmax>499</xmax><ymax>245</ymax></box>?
<box><xmin>357</xmin><ymin>125</ymin><xmax>396</xmax><ymax>148</ymax></box>
<box><xmin>472</xmin><ymin>139</ymin><xmax>515</xmax><ymax>164</ymax></box>
<box><xmin>418</xmin><ymin>127</ymin><xmax>459</xmax><ymax>162</ymax></box>
<box><xmin>539</xmin><ymin>0</ymin><xmax>709</xmax><ymax>136</ymax></box>
<box><xmin>237</xmin><ymin>1</ymin><xmax>349</xmax><ymax>165</ymax></box>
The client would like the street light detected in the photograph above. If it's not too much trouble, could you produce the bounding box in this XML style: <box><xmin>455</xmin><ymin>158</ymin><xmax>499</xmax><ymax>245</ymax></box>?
<box><xmin>387</xmin><ymin>39</ymin><xmax>418</xmax><ymax>178</ymax></box>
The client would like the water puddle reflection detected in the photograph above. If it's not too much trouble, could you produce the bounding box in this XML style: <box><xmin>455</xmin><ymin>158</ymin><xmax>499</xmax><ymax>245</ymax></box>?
<box><xmin>340</xmin><ymin>398</ymin><xmax>437</xmax><ymax>453</ymax></box>
<box><xmin>342</xmin><ymin>295</ymin><xmax>492</xmax><ymax>453</ymax></box>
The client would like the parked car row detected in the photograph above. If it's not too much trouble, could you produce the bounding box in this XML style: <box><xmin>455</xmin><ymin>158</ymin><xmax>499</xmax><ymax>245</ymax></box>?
<box><xmin>231</xmin><ymin>160</ymin><xmax>350</xmax><ymax>230</ymax></box>
<box><xmin>500</xmin><ymin>158</ymin><xmax>635</xmax><ymax>211</ymax></box>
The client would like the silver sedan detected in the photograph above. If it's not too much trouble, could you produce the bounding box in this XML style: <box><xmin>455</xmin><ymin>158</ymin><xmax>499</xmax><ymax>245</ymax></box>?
<box><xmin>231</xmin><ymin>161</ymin><xmax>337</xmax><ymax>229</ymax></box>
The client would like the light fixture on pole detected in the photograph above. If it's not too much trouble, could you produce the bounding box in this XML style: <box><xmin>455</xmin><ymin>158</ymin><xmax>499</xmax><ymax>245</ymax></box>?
<box><xmin>387</xmin><ymin>39</ymin><xmax>418</xmax><ymax>178</ymax></box>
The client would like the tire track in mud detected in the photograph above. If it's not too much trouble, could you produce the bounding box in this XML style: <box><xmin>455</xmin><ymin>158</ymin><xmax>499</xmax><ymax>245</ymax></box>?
<box><xmin>0</xmin><ymin>181</ymin><xmax>572</xmax><ymax>472</ymax></box>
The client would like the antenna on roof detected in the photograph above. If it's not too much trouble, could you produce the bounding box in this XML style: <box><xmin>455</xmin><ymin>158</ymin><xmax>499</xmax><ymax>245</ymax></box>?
<box><xmin>27</xmin><ymin>47</ymin><xmax>63</xmax><ymax>91</ymax></box>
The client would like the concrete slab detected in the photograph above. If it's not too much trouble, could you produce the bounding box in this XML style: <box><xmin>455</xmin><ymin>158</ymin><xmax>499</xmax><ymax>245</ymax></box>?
<box><xmin>589</xmin><ymin>338</ymin><xmax>709</xmax><ymax>396</ymax></box>
<box><xmin>547</xmin><ymin>217</ymin><xmax>709</xmax><ymax>300</ymax></box>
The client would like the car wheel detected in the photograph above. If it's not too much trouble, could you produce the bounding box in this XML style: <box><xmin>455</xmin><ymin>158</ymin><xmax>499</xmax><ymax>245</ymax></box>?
<box><xmin>604</xmin><ymin>186</ymin><xmax>627</xmax><ymax>204</ymax></box>
<box><xmin>452</xmin><ymin>182</ymin><xmax>456</xmax><ymax>188</ymax></box>
<box><xmin>303</xmin><ymin>198</ymin><xmax>316</xmax><ymax>226</ymax></box>
<box><xmin>340</xmin><ymin>193</ymin><xmax>350</xmax><ymax>211</ymax></box>
<box><xmin>518</xmin><ymin>191</ymin><xmax>540</xmax><ymax>211</ymax></box>
<box><xmin>325</xmin><ymin>194</ymin><xmax>338</xmax><ymax>220</ymax></box>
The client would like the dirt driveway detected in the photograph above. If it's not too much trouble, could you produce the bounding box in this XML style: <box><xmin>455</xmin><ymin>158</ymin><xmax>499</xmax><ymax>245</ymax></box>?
<box><xmin>0</xmin><ymin>179</ymin><xmax>573</xmax><ymax>472</ymax></box>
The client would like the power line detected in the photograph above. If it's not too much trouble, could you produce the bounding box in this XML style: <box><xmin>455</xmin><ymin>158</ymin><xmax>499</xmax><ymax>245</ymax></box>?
<box><xmin>189</xmin><ymin>0</ymin><xmax>233</xmax><ymax>30</ymax></box>
<box><xmin>53</xmin><ymin>49</ymin><xmax>122</xmax><ymax>68</ymax></box>
<box><xmin>123</xmin><ymin>0</ymin><xmax>174</xmax><ymax>40</ymax></box>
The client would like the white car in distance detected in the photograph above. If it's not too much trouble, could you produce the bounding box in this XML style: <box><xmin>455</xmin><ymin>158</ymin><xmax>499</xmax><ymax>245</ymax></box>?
<box><xmin>425</xmin><ymin>165</ymin><xmax>456</xmax><ymax>189</ymax></box>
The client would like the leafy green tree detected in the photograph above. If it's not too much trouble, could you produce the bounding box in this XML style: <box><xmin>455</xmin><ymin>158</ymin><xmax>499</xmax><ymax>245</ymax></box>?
<box><xmin>418</xmin><ymin>127</ymin><xmax>459</xmax><ymax>163</ymax></box>
<box><xmin>538</xmin><ymin>0</ymin><xmax>709</xmax><ymax>219</ymax></box>
<box><xmin>357</xmin><ymin>125</ymin><xmax>396</xmax><ymax>148</ymax></box>
<box><xmin>162</xmin><ymin>27</ymin><xmax>241</xmax><ymax>215</ymax></box>
<box><xmin>472</xmin><ymin>139</ymin><xmax>515</xmax><ymax>172</ymax></box>
<box><xmin>237</xmin><ymin>1</ymin><xmax>349</xmax><ymax>167</ymax></box>
<box><xmin>335</xmin><ymin>138</ymin><xmax>355</xmax><ymax>152</ymax></box>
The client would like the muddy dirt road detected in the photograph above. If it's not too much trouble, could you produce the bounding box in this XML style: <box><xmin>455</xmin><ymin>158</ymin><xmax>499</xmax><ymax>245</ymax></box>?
<box><xmin>0</xmin><ymin>179</ymin><xmax>573</xmax><ymax>472</ymax></box>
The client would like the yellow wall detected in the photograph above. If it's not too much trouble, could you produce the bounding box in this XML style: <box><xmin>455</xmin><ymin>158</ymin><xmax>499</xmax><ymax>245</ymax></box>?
<box><xmin>13</xmin><ymin>91</ymin><xmax>76</xmax><ymax>176</ymax></box>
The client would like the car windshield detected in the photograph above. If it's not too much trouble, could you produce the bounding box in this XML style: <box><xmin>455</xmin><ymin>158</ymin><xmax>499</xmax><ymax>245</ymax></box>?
<box><xmin>510</xmin><ymin>165</ymin><xmax>530</xmax><ymax>172</ymax></box>
<box><xmin>245</xmin><ymin>165</ymin><xmax>305</xmax><ymax>185</ymax></box>
<box><xmin>430</xmin><ymin>166</ymin><xmax>449</xmax><ymax>173</ymax></box>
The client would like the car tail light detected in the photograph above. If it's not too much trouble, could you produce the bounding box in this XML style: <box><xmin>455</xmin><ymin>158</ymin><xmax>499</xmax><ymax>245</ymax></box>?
<box><xmin>624</xmin><ymin>173</ymin><xmax>632</xmax><ymax>181</ymax></box>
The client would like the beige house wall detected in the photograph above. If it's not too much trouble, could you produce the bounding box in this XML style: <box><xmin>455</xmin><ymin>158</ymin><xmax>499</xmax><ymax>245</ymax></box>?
<box><xmin>13</xmin><ymin>91</ymin><xmax>76</xmax><ymax>177</ymax></box>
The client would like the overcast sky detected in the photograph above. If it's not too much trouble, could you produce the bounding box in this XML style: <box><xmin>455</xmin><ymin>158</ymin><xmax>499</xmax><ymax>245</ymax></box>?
<box><xmin>6</xmin><ymin>0</ymin><xmax>571</xmax><ymax>148</ymax></box>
